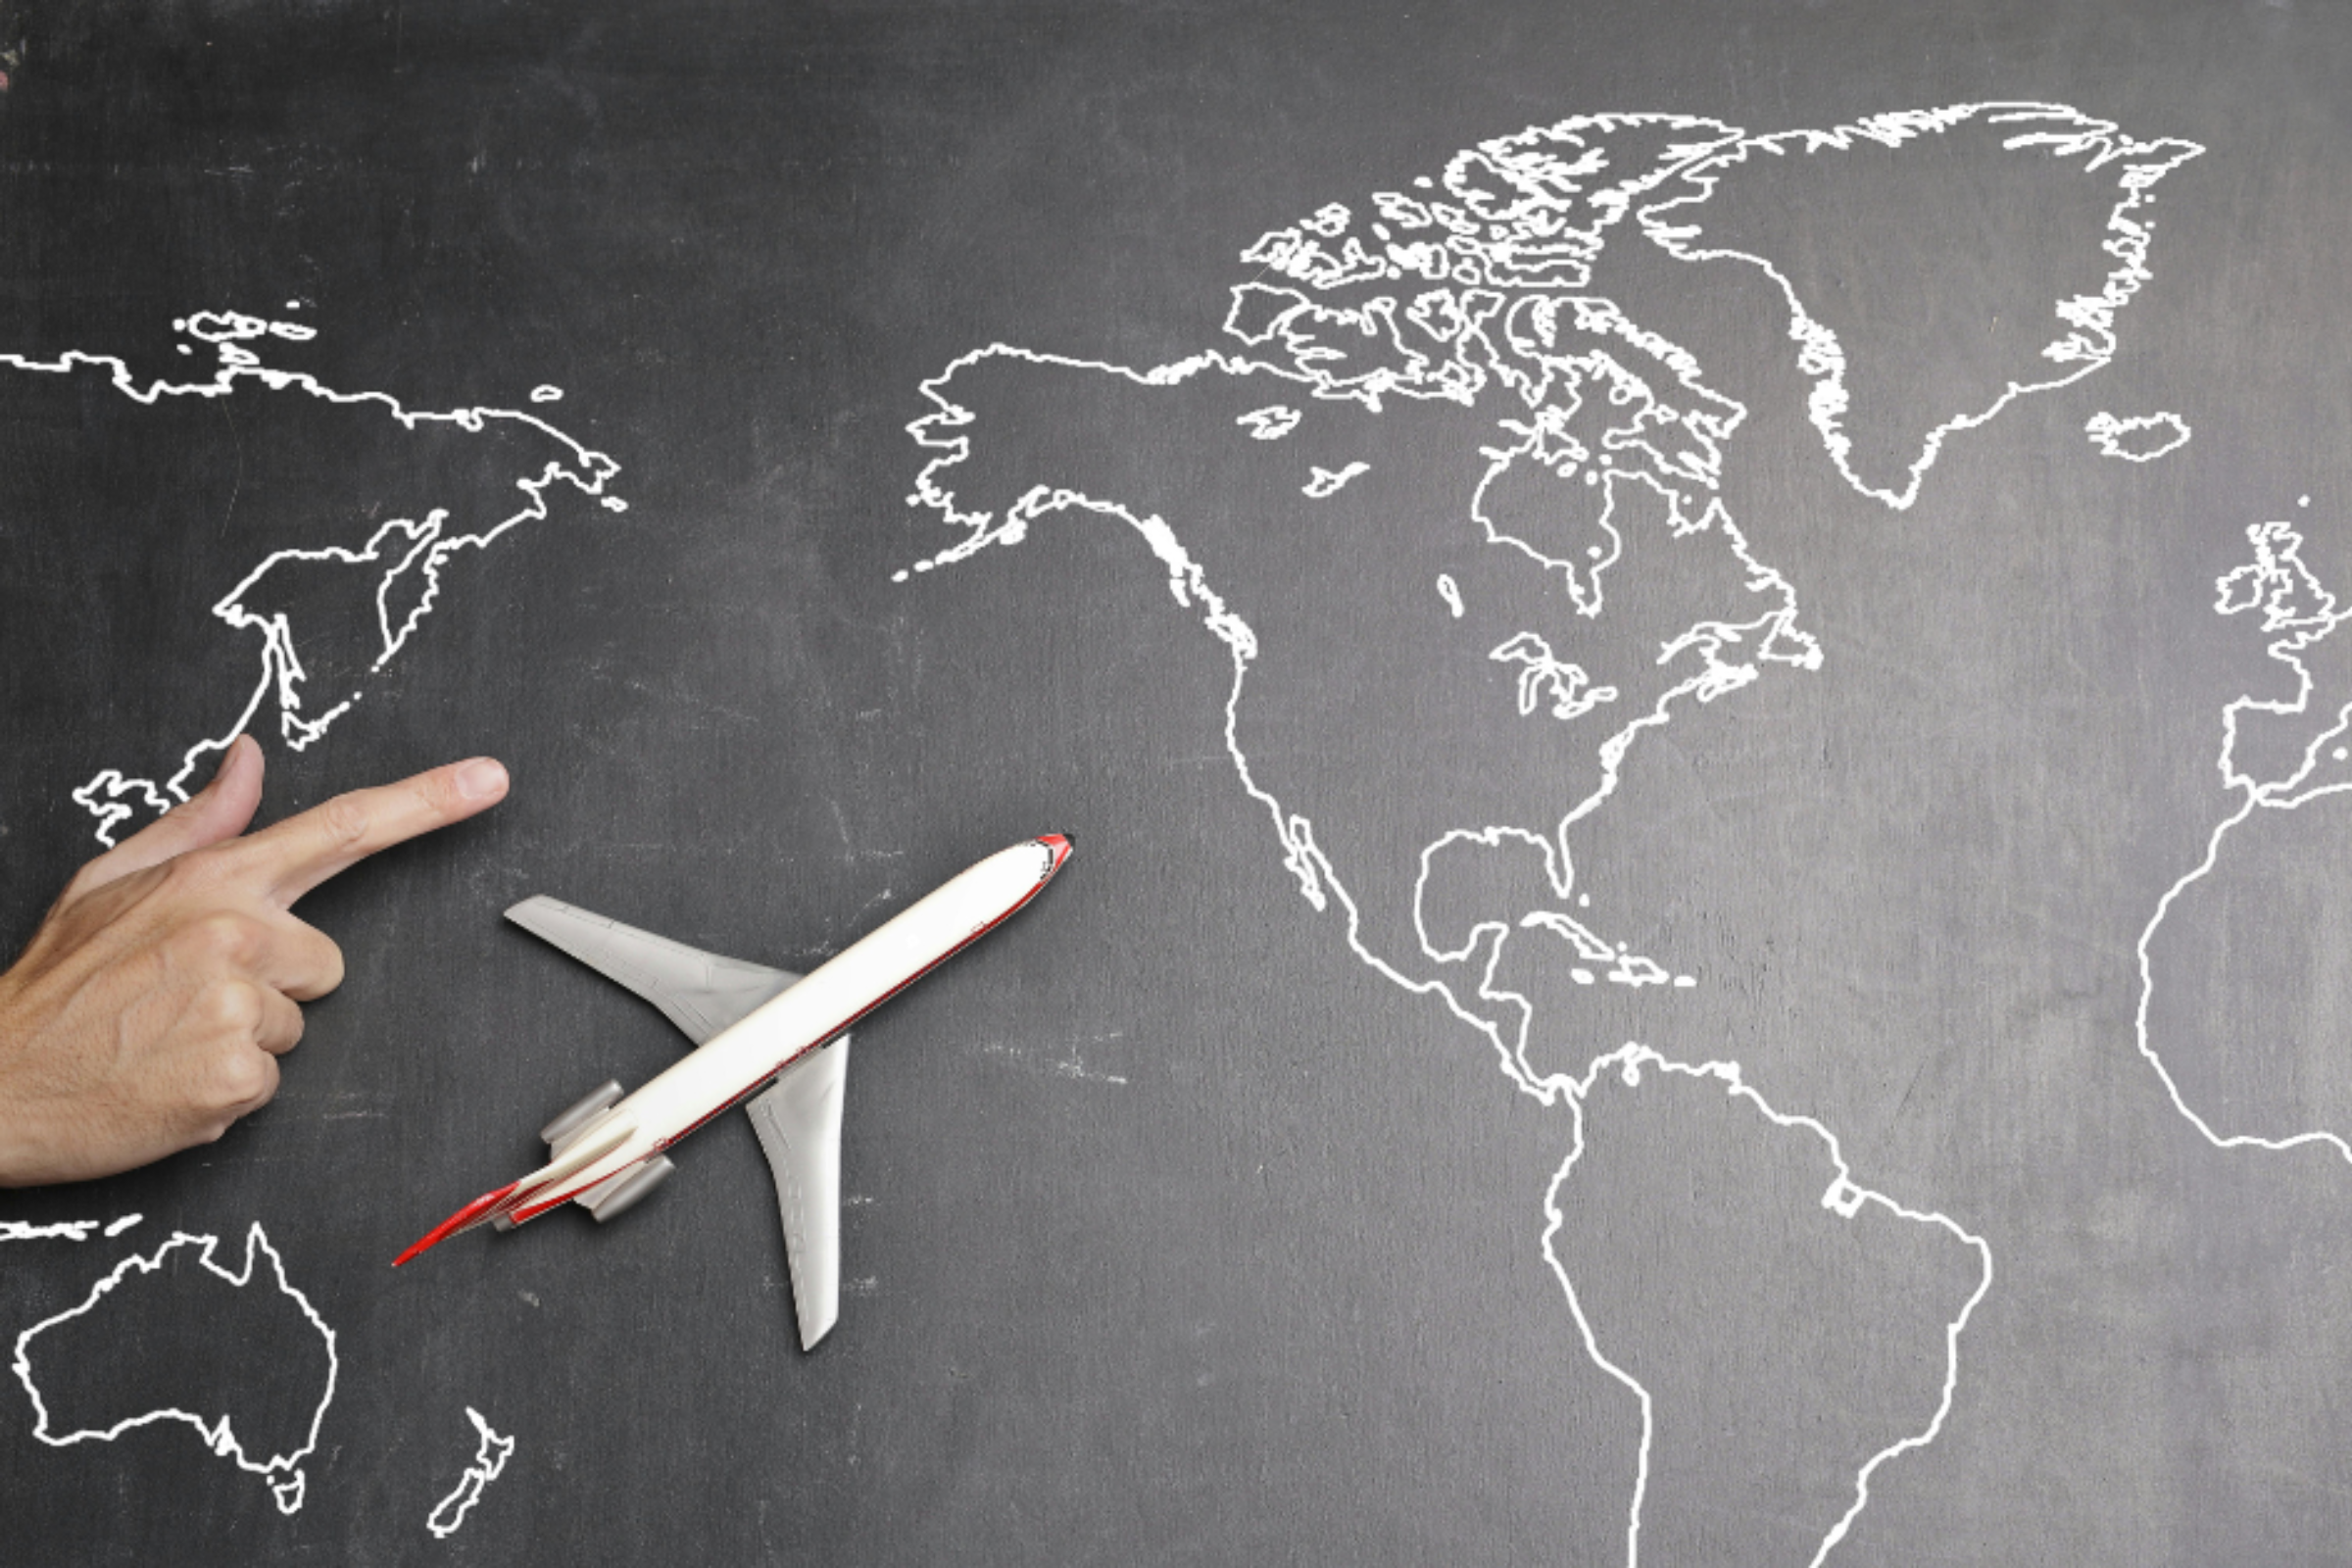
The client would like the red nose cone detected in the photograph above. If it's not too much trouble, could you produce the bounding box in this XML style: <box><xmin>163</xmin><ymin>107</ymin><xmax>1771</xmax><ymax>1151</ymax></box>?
<box><xmin>1040</xmin><ymin>833</ymin><xmax>1074</xmax><ymax>871</ymax></box>
<box><xmin>393</xmin><ymin>1179</ymin><xmax>519</xmax><ymax>1267</ymax></box>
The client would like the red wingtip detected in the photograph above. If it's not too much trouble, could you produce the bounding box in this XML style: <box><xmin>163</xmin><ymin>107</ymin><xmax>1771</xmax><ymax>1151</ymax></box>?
<box><xmin>1040</xmin><ymin>832</ymin><xmax>1074</xmax><ymax>870</ymax></box>
<box><xmin>393</xmin><ymin>1180</ymin><xmax>520</xmax><ymax>1268</ymax></box>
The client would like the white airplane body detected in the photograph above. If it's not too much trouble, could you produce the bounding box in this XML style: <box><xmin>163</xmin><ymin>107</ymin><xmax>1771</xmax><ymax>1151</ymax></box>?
<box><xmin>396</xmin><ymin>834</ymin><xmax>1074</xmax><ymax>1348</ymax></box>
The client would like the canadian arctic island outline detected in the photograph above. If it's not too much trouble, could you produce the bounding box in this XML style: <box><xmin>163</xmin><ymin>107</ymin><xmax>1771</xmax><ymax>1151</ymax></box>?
<box><xmin>903</xmin><ymin>103</ymin><xmax>2202</xmax><ymax>1565</ymax></box>
<box><xmin>11</xmin><ymin>1224</ymin><xmax>336</xmax><ymax>1516</ymax></box>
<box><xmin>28</xmin><ymin>306</ymin><xmax>625</xmax><ymax>846</ymax></box>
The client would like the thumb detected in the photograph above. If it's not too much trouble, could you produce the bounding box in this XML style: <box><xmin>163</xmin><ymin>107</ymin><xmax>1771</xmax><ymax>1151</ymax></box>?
<box><xmin>67</xmin><ymin>737</ymin><xmax>266</xmax><ymax>898</ymax></box>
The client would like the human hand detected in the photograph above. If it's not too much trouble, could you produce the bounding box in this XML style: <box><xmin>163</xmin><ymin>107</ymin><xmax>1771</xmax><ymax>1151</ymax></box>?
<box><xmin>0</xmin><ymin>736</ymin><xmax>510</xmax><ymax>1186</ymax></box>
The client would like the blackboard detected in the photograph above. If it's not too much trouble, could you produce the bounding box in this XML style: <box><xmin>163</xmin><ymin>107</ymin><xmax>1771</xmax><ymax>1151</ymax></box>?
<box><xmin>4</xmin><ymin>1</ymin><xmax>2352</xmax><ymax>1562</ymax></box>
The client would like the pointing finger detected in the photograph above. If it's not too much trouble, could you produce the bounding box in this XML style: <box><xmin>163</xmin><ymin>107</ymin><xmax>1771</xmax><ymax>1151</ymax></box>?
<box><xmin>228</xmin><ymin>757</ymin><xmax>511</xmax><ymax>906</ymax></box>
<box><xmin>66</xmin><ymin>736</ymin><xmax>264</xmax><ymax>902</ymax></box>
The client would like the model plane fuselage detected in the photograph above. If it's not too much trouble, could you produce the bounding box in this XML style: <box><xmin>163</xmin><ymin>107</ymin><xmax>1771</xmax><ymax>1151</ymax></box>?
<box><xmin>395</xmin><ymin>834</ymin><xmax>1074</xmax><ymax>1347</ymax></box>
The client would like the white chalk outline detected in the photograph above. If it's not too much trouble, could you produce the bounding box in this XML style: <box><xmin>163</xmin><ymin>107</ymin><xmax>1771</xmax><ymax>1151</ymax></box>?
<box><xmin>18</xmin><ymin>308</ymin><xmax>626</xmax><ymax>845</ymax></box>
<box><xmin>11</xmin><ymin>1223</ymin><xmax>338</xmax><ymax>1516</ymax></box>
<box><xmin>1549</xmin><ymin>1047</ymin><xmax>1992</xmax><ymax>1567</ymax></box>
<box><xmin>906</xmin><ymin>337</ymin><xmax>1923</xmax><ymax>1562</ymax></box>
<box><xmin>2135</xmin><ymin>501</ymin><xmax>2352</xmax><ymax>1161</ymax></box>
<box><xmin>2084</xmin><ymin>410</ymin><xmax>2191</xmax><ymax>463</ymax></box>
<box><xmin>425</xmin><ymin>1405</ymin><xmax>515</xmax><ymax>1540</ymax></box>
<box><xmin>1490</xmin><ymin>630</ymin><xmax>1619</xmax><ymax>721</ymax></box>
<box><xmin>907</xmin><ymin>325</ymin><xmax>1813</xmax><ymax>1100</ymax></box>
<box><xmin>0</xmin><ymin>1215</ymin><xmax>141</xmax><ymax>1242</ymax></box>
<box><xmin>894</xmin><ymin>100</ymin><xmax>2211</xmax><ymax>1564</ymax></box>
<box><xmin>0</xmin><ymin>1221</ymin><xmax>100</xmax><ymax>1242</ymax></box>
<box><xmin>1236</xmin><ymin>404</ymin><xmax>1300</xmax><ymax>440</ymax></box>
<box><xmin>1637</xmin><ymin>105</ymin><xmax>2203</xmax><ymax>512</ymax></box>
<box><xmin>1302</xmin><ymin>461</ymin><xmax>1370</xmax><ymax>498</ymax></box>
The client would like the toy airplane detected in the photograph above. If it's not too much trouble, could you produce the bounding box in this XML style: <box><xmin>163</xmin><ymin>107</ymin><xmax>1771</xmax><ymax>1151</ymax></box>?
<box><xmin>395</xmin><ymin>834</ymin><xmax>1074</xmax><ymax>1349</ymax></box>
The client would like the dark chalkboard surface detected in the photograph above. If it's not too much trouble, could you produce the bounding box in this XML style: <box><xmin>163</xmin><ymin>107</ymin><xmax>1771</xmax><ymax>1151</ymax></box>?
<box><xmin>4</xmin><ymin>2</ymin><xmax>2352</xmax><ymax>1562</ymax></box>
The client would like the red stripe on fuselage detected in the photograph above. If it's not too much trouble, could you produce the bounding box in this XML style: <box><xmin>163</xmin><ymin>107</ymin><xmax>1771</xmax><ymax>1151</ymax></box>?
<box><xmin>394</xmin><ymin>1179</ymin><xmax>521</xmax><ymax>1266</ymax></box>
<box><xmin>420</xmin><ymin>839</ymin><xmax>1074</xmax><ymax>1243</ymax></box>
<box><xmin>652</xmin><ymin>838</ymin><xmax>1068</xmax><ymax>1155</ymax></box>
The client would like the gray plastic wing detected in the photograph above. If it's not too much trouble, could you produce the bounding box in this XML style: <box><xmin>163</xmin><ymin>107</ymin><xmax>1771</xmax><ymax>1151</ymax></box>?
<box><xmin>505</xmin><ymin>895</ymin><xmax>801</xmax><ymax>1047</ymax></box>
<box><xmin>745</xmin><ymin>1041</ymin><xmax>850</xmax><ymax>1351</ymax></box>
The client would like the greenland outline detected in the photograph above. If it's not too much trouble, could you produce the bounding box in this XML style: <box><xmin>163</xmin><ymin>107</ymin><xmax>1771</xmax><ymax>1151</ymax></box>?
<box><xmin>1638</xmin><ymin>103</ymin><xmax>2204</xmax><ymax>512</ymax></box>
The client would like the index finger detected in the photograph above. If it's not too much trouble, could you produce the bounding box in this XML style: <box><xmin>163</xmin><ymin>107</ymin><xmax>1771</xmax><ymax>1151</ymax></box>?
<box><xmin>228</xmin><ymin>758</ymin><xmax>511</xmax><ymax>906</ymax></box>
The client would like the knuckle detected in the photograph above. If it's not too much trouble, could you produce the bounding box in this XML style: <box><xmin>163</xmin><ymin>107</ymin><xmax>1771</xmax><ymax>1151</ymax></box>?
<box><xmin>210</xmin><ymin>1049</ymin><xmax>278</xmax><ymax>1112</ymax></box>
<box><xmin>172</xmin><ymin>910</ymin><xmax>264</xmax><ymax>970</ymax></box>
<box><xmin>260</xmin><ymin>989</ymin><xmax>306</xmax><ymax>1052</ymax></box>
<box><xmin>194</xmin><ymin>977</ymin><xmax>266</xmax><ymax>1036</ymax></box>
<box><xmin>416</xmin><ymin>768</ymin><xmax>465</xmax><ymax>818</ymax></box>
<box><xmin>161</xmin><ymin>848</ymin><xmax>230</xmax><ymax>893</ymax></box>
<box><xmin>316</xmin><ymin>795</ymin><xmax>372</xmax><ymax>853</ymax></box>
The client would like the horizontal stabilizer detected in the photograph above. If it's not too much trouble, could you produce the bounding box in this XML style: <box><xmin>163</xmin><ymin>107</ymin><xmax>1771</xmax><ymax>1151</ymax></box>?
<box><xmin>506</xmin><ymin>896</ymin><xmax>801</xmax><ymax>1046</ymax></box>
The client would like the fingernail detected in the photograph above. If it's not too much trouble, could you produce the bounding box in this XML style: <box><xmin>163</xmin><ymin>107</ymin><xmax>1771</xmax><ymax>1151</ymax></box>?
<box><xmin>454</xmin><ymin>759</ymin><xmax>509</xmax><ymax>802</ymax></box>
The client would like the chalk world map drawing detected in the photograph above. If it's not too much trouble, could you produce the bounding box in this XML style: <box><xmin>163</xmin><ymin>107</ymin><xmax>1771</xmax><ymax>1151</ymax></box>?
<box><xmin>896</xmin><ymin>103</ymin><xmax>2268</xmax><ymax>1562</ymax></box>
<box><xmin>10</xmin><ymin>1226</ymin><xmax>336</xmax><ymax>1516</ymax></box>
<box><xmin>0</xmin><ymin>314</ymin><xmax>617</xmax><ymax>1525</ymax></box>
<box><xmin>29</xmin><ymin>96</ymin><xmax>2345</xmax><ymax>1558</ymax></box>
<box><xmin>18</xmin><ymin>307</ymin><xmax>625</xmax><ymax>847</ymax></box>
<box><xmin>3</xmin><ymin>1219</ymin><xmax>513</xmax><ymax>1536</ymax></box>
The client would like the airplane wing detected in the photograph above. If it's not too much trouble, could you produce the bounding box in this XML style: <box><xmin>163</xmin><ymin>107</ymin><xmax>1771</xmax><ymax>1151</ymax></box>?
<box><xmin>746</xmin><ymin>1044</ymin><xmax>849</xmax><ymax>1350</ymax></box>
<box><xmin>506</xmin><ymin>894</ymin><xmax>853</xmax><ymax>1349</ymax></box>
<box><xmin>505</xmin><ymin>895</ymin><xmax>801</xmax><ymax>1045</ymax></box>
